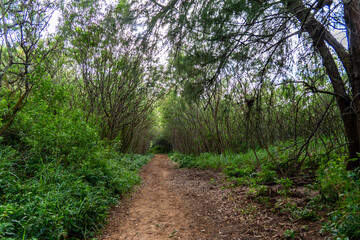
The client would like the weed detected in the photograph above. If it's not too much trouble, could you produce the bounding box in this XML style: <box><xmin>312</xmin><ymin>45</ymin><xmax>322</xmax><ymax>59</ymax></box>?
<box><xmin>224</xmin><ymin>166</ymin><xmax>254</xmax><ymax>178</ymax></box>
<box><xmin>316</xmin><ymin>159</ymin><xmax>360</xmax><ymax>239</ymax></box>
<box><xmin>259</xmin><ymin>196</ymin><xmax>271</xmax><ymax>207</ymax></box>
<box><xmin>292</xmin><ymin>207</ymin><xmax>318</xmax><ymax>221</ymax></box>
<box><xmin>247</xmin><ymin>185</ymin><xmax>268</xmax><ymax>198</ymax></box>
<box><xmin>0</xmin><ymin>142</ymin><xmax>151</xmax><ymax>239</ymax></box>
<box><xmin>276</xmin><ymin>178</ymin><xmax>294</xmax><ymax>197</ymax></box>
<box><xmin>257</xmin><ymin>166</ymin><xmax>277</xmax><ymax>183</ymax></box>
<box><xmin>170</xmin><ymin>147</ymin><xmax>360</xmax><ymax>240</ymax></box>
<box><xmin>284</xmin><ymin>229</ymin><xmax>296</xmax><ymax>239</ymax></box>
<box><xmin>168</xmin><ymin>229</ymin><xmax>178</xmax><ymax>238</ymax></box>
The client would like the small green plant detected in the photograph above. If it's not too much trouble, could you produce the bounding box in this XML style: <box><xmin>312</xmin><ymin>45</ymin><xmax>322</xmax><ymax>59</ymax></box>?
<box><xmin>273</xmin><ymin>199</ymin><xmax>297</xmax><ymax>215</ymax></box>
<box><xmin>291</xmin><ymin>207</ymin><xmax>318</xmax><ymax>221</ymax></box>
<box><xmin>239</xmin><ymin>203</ymin><xmax>258</xmax><ymax>216</ymax></box>
<box><xmin>168</xmin><ymin>229</ymin><xmax>178</xmax><ymax>238</ymax></box>
<box><xmin>224</xmin><ymin>166</ymin><xmax>254</xmax><ymax>178</ymax></box>
<box><xmin>259</xmin><ymin>196</ymin><xmax>271</xmax><ymax>207</ymax></box>
<box><xmin>276</xmin><ymin>177</ymin><xmax>294</xmax><ymax>197</ymax></box>
<box><xmin>247</xmin><ymin>185</ymin><xmax>268</xmax><ymax>197</ymax></box>
<box><xmin>284</xmin><ymin>229</ymin><xmax>296</xmax><ymax>239</ymax></box>
<box><xmin>257</xmin><ymin>166</ymin><xmax>277</xmax><ymax>183</ymax></box>
<box><xmin>315</xmin><ymin>158</ymin><xmax>360</xmax><ymax>239</ymax></box>
<box><xmin>0</xmin><ymin>95</ymin><xmax>153</xmax><ymax>240</ymax></box>
<box><xmin>301</xmin><ymin>225</ymin><xmax>309</xmax><ymax>231</ymax></box>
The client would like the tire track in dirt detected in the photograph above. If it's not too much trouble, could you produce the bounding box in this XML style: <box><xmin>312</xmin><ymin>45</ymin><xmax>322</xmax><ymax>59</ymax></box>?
<box><xmin>99</xmin><ymin>154</ymin><xmax>211</xmax><ymax>240</ymax></box>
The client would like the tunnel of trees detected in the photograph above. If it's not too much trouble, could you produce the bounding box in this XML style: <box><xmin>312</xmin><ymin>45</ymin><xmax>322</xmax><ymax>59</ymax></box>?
<box><xmin>1</xmin><ymin>0</ymin><xmax>360</xmax><ymax>239</ymax></box>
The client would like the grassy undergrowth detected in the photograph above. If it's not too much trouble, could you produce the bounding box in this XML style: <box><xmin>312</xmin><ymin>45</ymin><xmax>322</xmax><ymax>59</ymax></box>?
<box><xmin>0</xmin><ymin>88</ymin><xmax>153</xmax><ymax>239</ymax></box>
<box><xmin>0</xmin><ymin>145</ymin><xmax>152</xmax><ymax>240</ymax></box>
<box><xmin>169</xmin><ymin>144</ymin><xmax>360</xmax><ymax>240</ymax></box>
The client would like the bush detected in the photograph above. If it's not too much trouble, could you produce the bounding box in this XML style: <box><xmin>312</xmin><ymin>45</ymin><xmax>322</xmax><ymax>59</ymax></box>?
<box><xmin>0</xmin><ymin>145</ymin><xmax>151</xmax><ymax>239</ymax></box>
<box><xmin>224</xmin><ymin>165</ymin><xmax>255</xmax><ymax>178</ymax></box>
<box><xmin>316</xmin><ymin>157</ymin><xmax>350</xmax><ymax>203</ymax></box>
<box><xmin>20</xmin><ymin>107</ymin><xmax>99</xmax><ymax>165</ymax></box>
<box><xmin>169</xmin><ymin>152</ymin><xmax>197</xmax><ymax>168</ymax></box>
<box><xmin>318</xmin><ymin>160</ymin><xmax>360</xmax><ymax>239</ymax></box>
<box><xmin>169</xmin><ymin>146</ymin><xmax>360</xmax><ymax>240</ymax></box>
<box><xmin>0</xmin><ymin>93</ymin><xmax>153</xmax><ymax>239</ymax></box>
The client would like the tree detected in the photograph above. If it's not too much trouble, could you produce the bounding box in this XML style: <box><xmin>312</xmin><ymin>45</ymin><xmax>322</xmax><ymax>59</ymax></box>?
<box><xmin>0</xmin><ymin>0</ymin><xmax>58</xmax><ymax>135</ymax></box>
<box><xmin>144</xmin><ymin>0</ymin><xmax>360</xmax><ymax>169</ymax></box>
<box><xmin>59</xmin><ymin>0</ymin><xmax>159</xmax><ymax>152</ymax></box>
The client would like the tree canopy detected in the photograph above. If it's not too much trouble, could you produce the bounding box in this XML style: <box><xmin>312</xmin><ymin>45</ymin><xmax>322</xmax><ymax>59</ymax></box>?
<box><xmin>1</xmin><ymin>0</ymin><xmax>360</xmax><ymax>239</ymax></box>
<box><xmin>141</xmin><ymin>0</ymin><xmax>360</xmax><ymax>169</ymax></box>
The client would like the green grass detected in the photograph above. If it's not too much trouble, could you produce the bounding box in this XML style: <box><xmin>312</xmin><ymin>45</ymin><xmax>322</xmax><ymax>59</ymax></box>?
<box><xmin>0</xmin><ymin>65</ymin><xmax>154</xmax><ymax>239</ymax></box>
<box><xmin>169</xmin><ymin>140</ymin><xmax>360</xmax><ymax>240</ymax></box>
<box><xmin>0</xmin><ymin>102</ymin><xmax>153</xmax><ymax>239</ymax></box>
<box><xmin>169</xmin><ymin>150</ymin><xmax>265</xmax><ymax>171</ymax></box>
<box><xmin>0</xmin><ymin>146</ymin><xmax>152</xmax><ymax>239</ymax></box>
<box><xmin>169</xmin><ymin>150</ymin><xmax>273</xmax><ymax>184</ymax></box>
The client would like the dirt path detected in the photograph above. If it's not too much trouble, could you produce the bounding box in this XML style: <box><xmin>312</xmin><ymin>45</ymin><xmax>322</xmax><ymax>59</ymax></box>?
<box><xmin>100</xmin><ymin>154</ymin><xmax>328</xmax><ymax>240</ymax></box>
<box><xmin>99</xmin><ymin>154</ymin><xmax>210</xmax><ymax>240</ymax></box>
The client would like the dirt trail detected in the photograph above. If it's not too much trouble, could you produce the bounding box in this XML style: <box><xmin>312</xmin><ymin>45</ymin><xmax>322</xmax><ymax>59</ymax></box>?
<box><xmin>100</xmin><ymin>154</ymin><xmax>327</xmax><ymax>240</ymax></box>
<box><xmin>100</xmin><ymin>154</ymin><xmax>210</xmax><ymax>240</ymax></box>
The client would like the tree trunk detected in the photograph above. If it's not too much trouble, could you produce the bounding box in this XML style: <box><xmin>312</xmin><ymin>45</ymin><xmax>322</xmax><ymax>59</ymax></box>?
<box><xmin>286</xmin><ymin>0</ymin><xmax>360</xmax><ymax>170</ymax></box>
<box><xmin>344</xmin><ymin>0</ymin><xmax>360</xmax><ymax>170</ymax></box>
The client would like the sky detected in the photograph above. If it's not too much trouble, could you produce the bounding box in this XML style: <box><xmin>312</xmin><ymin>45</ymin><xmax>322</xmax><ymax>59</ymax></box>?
<box><xmin>48</xmin><ymin>10</ymin><xmax>60</xmax><ymax>34</ymax></box>
<box><xmin>47</xmin><ymin>0</ymin><xmax>118</xmax><ymax>34</ymax></box>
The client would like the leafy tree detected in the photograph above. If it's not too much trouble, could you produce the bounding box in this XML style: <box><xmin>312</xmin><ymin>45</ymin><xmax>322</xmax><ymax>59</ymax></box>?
<box><xmin>144</xmin><ymin>0</ymin><xmax>360</xmax><ymax>169</ymax></box>
<box><xmin>0</xmin><ymin>0</ymin><xmax>59</xmax><ymax>135</ymax></box>
<box><xmin>58</xmin><ymin>0</ymin><xmax>159</xmax><ymax>152</ymax></box>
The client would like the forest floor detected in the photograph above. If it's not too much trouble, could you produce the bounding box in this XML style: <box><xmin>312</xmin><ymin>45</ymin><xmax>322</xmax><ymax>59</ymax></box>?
<box><xmin>99</xmin><ymin>154</ymin><xmax>329</xmax><ymax>240</ymax></box>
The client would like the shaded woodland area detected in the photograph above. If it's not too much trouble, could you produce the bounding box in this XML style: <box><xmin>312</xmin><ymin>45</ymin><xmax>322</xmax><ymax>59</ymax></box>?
<box><xmin>1</xmin><ymin>0</ymin><xmax>360</xmax><ymax>239</ymax></box>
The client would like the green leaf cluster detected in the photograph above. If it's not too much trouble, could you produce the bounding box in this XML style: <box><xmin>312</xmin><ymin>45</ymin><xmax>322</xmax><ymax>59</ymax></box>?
<box><xmin>0</xmin><ymin>72</ymin><xmax>152</xmax><ymax>239</ymax></box>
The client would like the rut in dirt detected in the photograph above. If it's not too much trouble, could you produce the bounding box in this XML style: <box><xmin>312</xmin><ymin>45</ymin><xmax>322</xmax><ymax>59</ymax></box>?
<box><xmin>99</xmin><ymin>154</ymin><xmax>211</xmax><ymax>240</ymax></box>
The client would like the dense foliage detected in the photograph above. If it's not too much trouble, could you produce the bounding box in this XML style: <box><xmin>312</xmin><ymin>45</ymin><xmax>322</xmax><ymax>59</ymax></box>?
<box><xmin>143</xmin><ymin>0</ymin><xmax>360</xmax><ymax>170</ymax></box>
<box><xmin>1</xmin><ymin>0</ymin><xmax>360</xmax><ymax>239</ymax></box>
<box><xmin>0</xmin><ymin>1</ymin><xmax>155</xmax><ymax>238</ymax></box>
<box><xmin>0</xmin><ymin>145</ymin><xmax>151</xmax><ymax>239</ymax></box>
<box><xmin>146</xmin><ymin>1</ymin><xmax>360</xmax><ymax>236</ymax></box>
<box><xmin>170</xmin><ymin>146</ymin><xmax>360</xmax><ymax>239</ymax></box>
<box><xmin>0</xmin><ymin>71</ymin><xmax>152</xmax><ymax>239</ymax></box>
